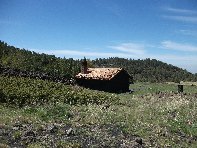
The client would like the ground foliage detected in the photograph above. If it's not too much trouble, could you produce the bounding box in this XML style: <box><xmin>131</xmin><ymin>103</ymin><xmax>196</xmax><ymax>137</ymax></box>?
<box><xmin>1</xmin><ymin>79</ymin><xmax>197</xmax><ymax>147</ymax></box>
<box><xmin>0</xmin><ymin>76</ymin><xmax>117</xmax><ymax>107</ymax></box>
<box><xmin>0</xmin><ymin>66</ymin><xmax>75</xmax><ymax>85</ymax></box>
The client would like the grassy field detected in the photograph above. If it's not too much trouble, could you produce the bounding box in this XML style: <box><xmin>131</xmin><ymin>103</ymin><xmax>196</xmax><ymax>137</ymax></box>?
<box><xmin>0</xmin><ymin>76</ymin><xmax>197</xmax><ymax>147</ymax></box>
<box><xmin>130</xmin><ymin>82</ymin><xmax>197</xmax><ymax>94</ymax></box>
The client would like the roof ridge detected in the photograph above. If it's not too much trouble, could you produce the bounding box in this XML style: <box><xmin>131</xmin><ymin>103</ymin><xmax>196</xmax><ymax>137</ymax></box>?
<box><xmin>76</xmin><ymin>67</ymin><xmax>124</xmax><ymax>80</ymax></box>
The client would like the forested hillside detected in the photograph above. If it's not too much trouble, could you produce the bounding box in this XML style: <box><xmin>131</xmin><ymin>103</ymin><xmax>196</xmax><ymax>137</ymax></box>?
<box><xmin>92</xmin><ymin>58</ymin><xmax>197</xmax><ymax>82</ymax></box>
<box><xmin>0</xmin><ymin>41</ymin><xmax>81</xmax><ymax>79</ymax></box>
<box><xmin>0</xmin><ymin>41</ymin><xmax>196</xmax><ymax>82</ymax></box>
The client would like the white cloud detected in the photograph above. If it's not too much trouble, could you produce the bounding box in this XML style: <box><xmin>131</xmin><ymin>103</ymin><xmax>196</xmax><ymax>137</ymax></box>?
<box><xmin>31</xmin><ymin>41</ymin><xmax>197</xmax><ymax>73</ymax></box>
<box><xmin>32</xmin><ymin>49</ymin><xmax>140</xmax><ymax>59</ymax></box>
<box><xmin>161</xmin><ymin>41</ymin><xmax>197</xmax><ymax>52</ymax></box>
<box><xmin>148</xmin><ymin>54</ymin><xmax>197</xmax><ymax>73</ymax></box>
<box><xmin>179</xmin><ymin>29</ymin><xmax>197</xmax><ymax>37</ymax></box>
<box><xmin>162</xmin><ymin>7</ymin><xmax>197</xmax><ymax>23</ymax></box>
<box><xmin>108</xmin><ymin>43</ymin><xmax>146</xmax><ymax>55</ymax></box>
<box><xmin>162</xmin><ymin>15</ymin><xmax>197</xmax><ymax>23</ymax></box>
<box><xmin>33</xmin><ymin>48</ymin><xmax>197</xmax><ymax>62</ymax></box>
<box><xmin>144</xmin><ymin>54</ymin><xmax>197</xmax><ymax>72</ymax></box>
<box><xmin>164</xmin><ymin>7</ymin><xmax>197</xmax><ymax>14</ymax></box>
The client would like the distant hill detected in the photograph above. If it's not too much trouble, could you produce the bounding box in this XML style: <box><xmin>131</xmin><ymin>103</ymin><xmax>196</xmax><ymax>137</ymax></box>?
<box><xmin>92</xmin><ymin>58</ymin><xmax>197</xmax><ymax>82</ymax></box>
<box><xmin>0</xmin><ymin>40</ymin><xmax>196</xmax><ymax>82</ymax></box>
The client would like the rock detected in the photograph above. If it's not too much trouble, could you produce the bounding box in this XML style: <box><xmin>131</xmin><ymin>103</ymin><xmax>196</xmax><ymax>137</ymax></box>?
<box><xmin>21</xmin><ymin>130</ymin><xmax>36</xmax><ymax>145</ymax></box>
<box><xmin>135</xmin><ymin>137</ymin><xmax>143</xmax><ymax>145</ymax></box>
<box><xmin>47</xmin><ymin>125</ymin><xmax>58</xmax><ymax>133</ymax></box>
<box><xmin>23</xmin><ymin>130</ymin><xmax>36</xmax><ymax>137</ymax></box>
<box><xmin>66</xmin><ymin>128</ymin><xmax>75</xmax><ymax>136</ymax></box>
<box><xmin>12</xmin><ymin>126</ymin><xmax>19</xmax><ymax>131</ymax></box>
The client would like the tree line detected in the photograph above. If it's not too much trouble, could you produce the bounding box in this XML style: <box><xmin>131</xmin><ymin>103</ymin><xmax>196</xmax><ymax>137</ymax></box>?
<box><xmin>0</xmin><ymin>41</ymin><xmax>81</xmax><ymax>79</ymax></box>
<box><xmin>92</xmin><ymin>58</ymin><xmax>197</xmax><ymax>82</ymax></box>
<box><xmin>1</xmin><ymin>40</ymin><xmax>196</xmax><ymax>83</ymax></box>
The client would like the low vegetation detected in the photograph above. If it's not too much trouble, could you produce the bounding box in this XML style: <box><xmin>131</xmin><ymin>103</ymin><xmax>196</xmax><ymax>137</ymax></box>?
<box><xmin>130</xmin><ymin>82</ymin><xmax>197</xmax><ymax>94</ymax></box>
<box><xmin>0</xmin><ymin>74</ymin><xmax>197</xmax><ymax>147</ymax></box>
<box><xmin>0</xmin><ymin>76</ymin><xmax>117</xmax><ymax>106</ymax></box>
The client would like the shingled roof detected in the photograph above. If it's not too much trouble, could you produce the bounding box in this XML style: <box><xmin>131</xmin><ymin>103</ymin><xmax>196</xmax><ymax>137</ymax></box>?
<box><xmin>75</xmin><ymin>68</ymin><xmax>125</xmax><ymax>80</ymax></box>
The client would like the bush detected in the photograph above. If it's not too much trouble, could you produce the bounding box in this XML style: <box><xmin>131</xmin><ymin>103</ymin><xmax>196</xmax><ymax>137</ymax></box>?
<box><xmin>0</xmin><ymin>76</ymin><xmax>118</xmax><ymax>106</ymax></box>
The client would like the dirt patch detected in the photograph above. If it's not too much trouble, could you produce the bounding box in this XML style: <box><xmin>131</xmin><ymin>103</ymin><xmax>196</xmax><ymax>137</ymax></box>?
<box><xmin>0</xmin><ymin>123</ymin><xmax>145</xmax><ymax>148</ymax></box>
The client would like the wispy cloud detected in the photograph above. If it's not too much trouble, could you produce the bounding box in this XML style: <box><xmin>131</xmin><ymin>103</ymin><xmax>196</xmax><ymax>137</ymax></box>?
<box><xmin>148</xmin><ymin>53</ymin><xmax>197</xmax><ymax>62</ymax></box>
<box><xmin>31</xmin><ymin>40</ymin><xmax>197</xmax><ymax>73</ymax></box>
<box><xmin>32</xmin><ymin>49</ymin><xmax>140</xmax><ymax>59</ymax></box>
<box><xmin>162</xmin><ymin>7</ymin><xmax>197</xmax><ymax>23</ymax></box>
<box><xmin>164</xmin><ymin>7</ymin><xmax>197</xmax><ymax>14</ymax></box>
<box><xmin>108</xmin><ymin>43</ymin><xmax>146</xmax><ymax>55</ymax></box>
<box><xmin>33</xmin><ymin>47</ymin><xmax>197</xmax><ymax>61</ymax></box>
<box><xmin>32</xmin><ymin>47</ymin><xmax>197</xmax><ymax>73</ymax></box>
<box><xmin>148</xmin><ymin>53</ymin><xmax>197</xmax><ymax>73</ymax></box>
<box><xmin>162</xmin><ymin>15</ymin><xmax>197</xmax><ymax>23</ymax></box>
<box><xmin>178</xmin><ymin>29</ymin><xmax>197</xmax><ymax>37</ymax></box>
<box><xmin>161</xmin><ymin>41</ymin><xmax>197</xmax><ymax>52</ymax></box>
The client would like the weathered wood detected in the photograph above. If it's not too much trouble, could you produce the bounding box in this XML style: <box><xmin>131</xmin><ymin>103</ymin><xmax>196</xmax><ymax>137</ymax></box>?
<box><xmin>76</xmin><ymin>70</ymin><xmax>131</xmax><ymax>93</ymax></box>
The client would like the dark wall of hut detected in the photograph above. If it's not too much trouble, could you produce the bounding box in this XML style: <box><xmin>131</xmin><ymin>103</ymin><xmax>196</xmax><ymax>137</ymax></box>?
<box><xmin>76</xmin><ymin>71</ymin><xmax>131</xmax><ymax>93</ymax></box>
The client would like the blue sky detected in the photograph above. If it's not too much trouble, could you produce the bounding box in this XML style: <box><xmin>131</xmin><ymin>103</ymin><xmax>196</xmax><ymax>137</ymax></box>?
<box><xmin>1</xmin><ymin>0</ymin><xmax>197</xmax><ymax>73</ymax></box>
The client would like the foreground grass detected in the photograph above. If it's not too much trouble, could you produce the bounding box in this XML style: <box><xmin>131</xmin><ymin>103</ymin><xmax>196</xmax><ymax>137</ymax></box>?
<box><xmin>118</xmin><ymin>92</ymin><xmax>197</xmax><ymax>147</ymax></box>
<box><xmin>1</xmin><ymin>78</ymin><xmax>197</xmax><ymax>147</ymax></box>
